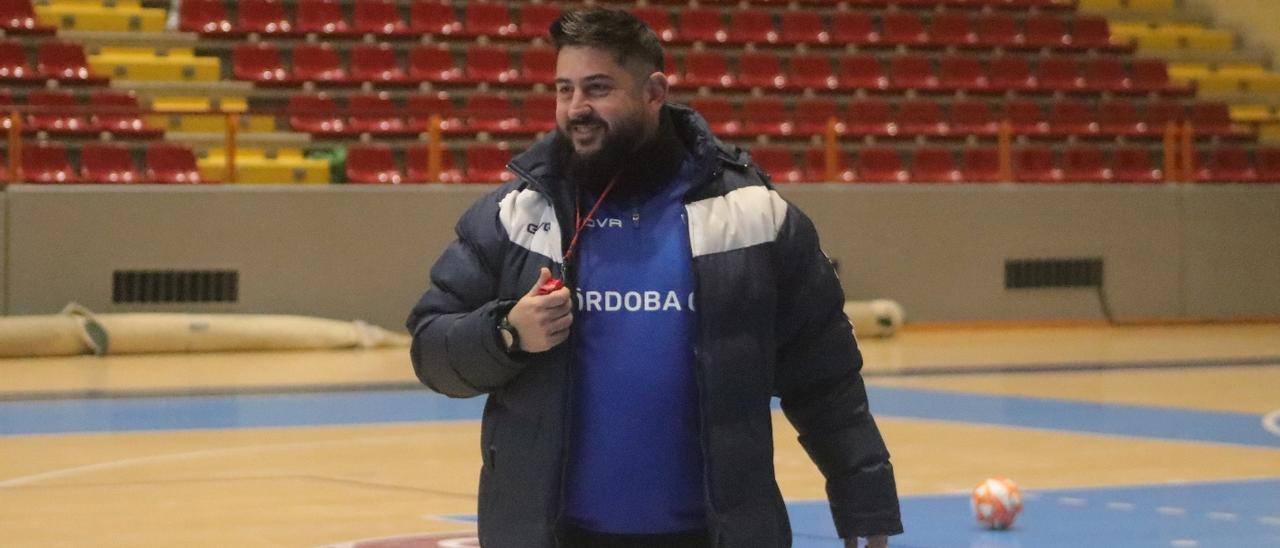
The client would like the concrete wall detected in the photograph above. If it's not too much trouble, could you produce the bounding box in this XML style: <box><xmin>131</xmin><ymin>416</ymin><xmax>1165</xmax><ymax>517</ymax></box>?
<box><xmin>3</xmin><ymin>184</ymin><xmax>1279</xmax><ymax>329</ymax></box>
<box><xmin>1</xmin><ymin>190</ymin><xmax>7</xmax><ymax>315</ymax></box>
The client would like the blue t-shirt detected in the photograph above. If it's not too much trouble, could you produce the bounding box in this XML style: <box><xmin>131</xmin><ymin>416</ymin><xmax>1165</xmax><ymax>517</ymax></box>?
<box><xmin>564</xmin><ymin>160</ymin><xmax>705</xmax><ymax>534</ymax></box>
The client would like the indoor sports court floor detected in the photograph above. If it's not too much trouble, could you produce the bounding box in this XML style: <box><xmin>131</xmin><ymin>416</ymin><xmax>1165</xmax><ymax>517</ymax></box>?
<box><xmin>2</xmin><ymin>324</ymin><xmax>1278</xmax><ymax>547</ymax></box>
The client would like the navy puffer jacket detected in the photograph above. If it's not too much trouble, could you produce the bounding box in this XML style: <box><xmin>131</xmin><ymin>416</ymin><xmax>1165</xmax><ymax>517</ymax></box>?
<box><xmin>406</xmin><ymin>103</ymin><xmax>902</xmax><ymax>547</ymax></box>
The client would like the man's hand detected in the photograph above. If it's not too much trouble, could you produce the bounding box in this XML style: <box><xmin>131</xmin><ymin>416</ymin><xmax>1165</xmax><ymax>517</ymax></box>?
<box><xmin>845</xmin><ymin>536</ymin><xmax>888</xmax><ymax>548</ymax></box>
<box><xmin>505</xmin><ymin>267</ymin><xmax>573</xmax><ymax>352</ymax></box>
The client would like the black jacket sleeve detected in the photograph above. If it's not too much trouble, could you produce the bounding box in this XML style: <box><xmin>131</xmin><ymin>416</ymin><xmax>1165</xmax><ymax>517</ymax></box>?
<box><xmin>405</xmin><ymin>191</ymin><xmax>527</xmax><ymax>398</ymax></box>
<box><xmin>772</xmin><ymin>201</ymin><xmax>903</xmax><ymax>539</ymax></box>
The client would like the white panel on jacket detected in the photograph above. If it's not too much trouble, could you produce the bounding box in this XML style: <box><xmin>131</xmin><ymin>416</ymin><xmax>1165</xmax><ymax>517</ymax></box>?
<box><xmin>685</xmin><ymin>186</ymin><xmax>789</xmax><ymax>258</ymax></box>
<box><xmin>498</xmin><ymin>189</ymin><xmax>564</xmax><ymax>263</ymax></box>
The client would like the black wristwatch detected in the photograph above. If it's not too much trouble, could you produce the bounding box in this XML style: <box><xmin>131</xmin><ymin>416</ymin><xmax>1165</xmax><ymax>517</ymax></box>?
<box><xmin>497</xmin><ymin>312</ymin><xmax>521</xmax><ymax>353</ymax></box>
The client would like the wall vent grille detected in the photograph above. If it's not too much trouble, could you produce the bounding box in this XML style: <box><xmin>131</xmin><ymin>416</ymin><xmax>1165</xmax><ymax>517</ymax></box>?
<box><xmin>112</xmin><ymin>270</ymin><xmax>239</xmax><ymax>304</ymax></box>
<box><xmin>1004</xmin><ymin>258</ymin><xmax>1103</xmax><ymax>289</ymax></box>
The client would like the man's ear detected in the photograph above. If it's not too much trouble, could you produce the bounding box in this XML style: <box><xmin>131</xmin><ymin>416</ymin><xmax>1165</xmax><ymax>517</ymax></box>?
<box><xmin>644</xmin><ymin>71</ymin><xmax>669</xmax><ymax>108</ymax></box>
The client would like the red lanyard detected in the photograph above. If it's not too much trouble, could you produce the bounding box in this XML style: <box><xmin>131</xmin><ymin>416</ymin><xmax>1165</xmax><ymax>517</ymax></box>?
<box><xmin>563</xmin><ymin>177</ymin><xmax>619</xmax><ymax>264</ymax></box>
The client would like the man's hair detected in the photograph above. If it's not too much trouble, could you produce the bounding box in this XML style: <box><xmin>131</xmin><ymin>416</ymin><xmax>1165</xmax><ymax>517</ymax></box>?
<box><xmin>549</xmin><ymin>8</ymin><xmax>665</xmax><ymax>76</ymax></box>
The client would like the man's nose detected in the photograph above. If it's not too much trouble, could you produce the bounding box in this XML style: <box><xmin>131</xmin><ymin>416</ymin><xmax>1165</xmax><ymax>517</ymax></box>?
<box><xmin>567</xmin><ymin>92</ymin><xmax>593</xmax><ymax>119</ymax></box>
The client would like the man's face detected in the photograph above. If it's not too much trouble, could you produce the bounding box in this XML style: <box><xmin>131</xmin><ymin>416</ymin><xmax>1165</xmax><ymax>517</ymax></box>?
<box><xmin>553</xmin><ymin>46</ymin><xmax>656</xmax><ymax>164</ymax></box>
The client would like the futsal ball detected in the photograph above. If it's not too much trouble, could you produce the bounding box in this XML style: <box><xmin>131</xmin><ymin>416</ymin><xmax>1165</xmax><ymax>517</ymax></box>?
<box><xmin>843</xmin><ymin>299</ymin><xmax>905</xmax><ymax>338</ymax></box>
<box><xmin>971</xmin><ymin>477</ymin><xmax>1023</xmax><ymax>530</ymax></box>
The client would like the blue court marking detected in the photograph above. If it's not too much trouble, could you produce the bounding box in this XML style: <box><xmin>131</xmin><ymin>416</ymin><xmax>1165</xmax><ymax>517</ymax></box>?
<box><xmin>1</xmin><ymin>387</ymin><xmax>1278</xmax><ymax>450</ymax></box>
<box><xmin>444</xmin><ymin>479</ymin><xmax>1280</xmax><ymax>547</ymax></box>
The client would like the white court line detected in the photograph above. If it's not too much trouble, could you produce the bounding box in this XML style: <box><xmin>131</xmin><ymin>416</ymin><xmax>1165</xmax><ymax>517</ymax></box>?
<box><xmin>0</xmin><ymin>432</ymin><xmax>430</xmax><ymax>488</ymax></box>
<box><xmin>1057</xmin><ymin>497</ymin><xmax>1087</xmax><ymax>506</ymax></box>
<box><xmin>1107</xmin><ymin>502</ymin><xmax>1135</xmax><ymax>511</ymax></box>
<box><xmin>1170</xmin><ymin>540</ymin><xmax>1199</xmax><ymax>547</ymax></box>
<box><xmin>1158</xmin><ymin>507</ymin><xmax>1188</xmax><ymax>516</ymax></box>
<box><xmin>1263</xmin><ymin>409</ymin><xmax>1280</xmax><ymax>437</ymax></box>
<box><xmin>1207</xmin><ymin>512</ymin><xmax>1239</xmax><ymax>521</ymax></box>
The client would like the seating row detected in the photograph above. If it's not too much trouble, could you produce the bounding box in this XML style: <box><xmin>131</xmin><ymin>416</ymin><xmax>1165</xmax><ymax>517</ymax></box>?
<box><xmin>0</xmin><ymin>89</ymin><xmax>162</xmax><ymax>138</ymax></box>
<box><xmin>6</xmin><ymin>142</ymin><xmax>204</xmax><ymax>183</ymax></box>
<box><xmin>0</xmin><ymin>40</ymin><xmax>108</xmax><ymax>86</ymax></box>
<box><xmin>232</xmin><ymin>42</ymin><xmax>1187</xmax><ymax>97</ymax></box>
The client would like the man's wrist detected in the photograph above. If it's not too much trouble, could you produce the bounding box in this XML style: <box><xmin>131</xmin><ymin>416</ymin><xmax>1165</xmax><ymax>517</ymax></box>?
<box><xmin>496</xmin><ymin>309</ymin><xmax>520</xmax><ymax>353</ymax></box>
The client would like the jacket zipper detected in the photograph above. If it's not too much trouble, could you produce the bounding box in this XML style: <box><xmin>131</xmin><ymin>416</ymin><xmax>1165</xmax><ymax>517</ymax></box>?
<box><xmin>687</xmin><ymin>165</ymin><xmax>723</xmax><ymax>546</ymax></box>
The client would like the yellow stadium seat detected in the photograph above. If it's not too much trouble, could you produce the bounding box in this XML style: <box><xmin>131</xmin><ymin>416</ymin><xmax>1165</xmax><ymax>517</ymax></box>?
<box><xmin>198</xmin><ymin>153</ymin><xmax>331</xmax><ymax>184</ymax></box>
<box><xmin>90</xmin><ymin>54</ymin><xmax>220</xmax><ymax>81</ymax></box>
<box><xmin>35</xmin><ymin>5</ymin><xmax>164</xmax><ymax>32</ymax></box>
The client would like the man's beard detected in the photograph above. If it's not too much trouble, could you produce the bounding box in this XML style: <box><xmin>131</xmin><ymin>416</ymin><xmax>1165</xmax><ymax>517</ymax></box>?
<box><xmin>554</xmin><ymin>111</ymin><xmax>647</xmax><ymax>191</ymax></box>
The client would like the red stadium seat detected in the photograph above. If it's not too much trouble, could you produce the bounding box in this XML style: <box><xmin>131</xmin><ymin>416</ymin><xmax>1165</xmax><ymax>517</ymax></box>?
<box><xmin>788</xmin><ymin>54</ymin><xmax>836</xmax><ymax>91</ymax></box>
<box><xmin>1061</xmin><ymin>147</ymin><xmax>1111</xmax><ymax>182</ymax></box>
<box><xmin>346</xmin><ymin>144</ymin><xmax>404</xmax><ymax>184</ymax></box>
<box><xmin>1144</xmin><ymin>100</ymin><xmax>1185</xmax><ymax>130</ymax></box>
<box><xmin>847</xmin><ymin>99</ymin><xmax>896</xmax><ymax>137</ymax></box>
<box><xmin>949</xmin><ymin>100</ymin><xmax>998</xmax><ymax>137</ymax></box>
<box><xmin>931</xmin><ymin>13</ymin><xmax>976</xmax><ymax>48</ymax></box>
<box><xmin>1037</xmin><ymin>57</ymin><xmax>1083</xmax><ymax>93</ymax></box>
<box><xmin>0</xmin><ymin>40</ymin><xmax>37</xmax><ymax>83</ymax></box>
<box><xmin>408</xmin><ymin>45</ymin><xmax>462</xmax><ymax>83</ymax></box>
<box><xmin>462</xmin><ymin>144</ymin><xmax>514</xmax><ymax>183</ymax></box>
<box><xmin>938</xmin><ymin>56</ymin><xmax>987</xmax><ymax>92</ymax></box>
<box><xmin>1098</xmin><ymin>101</ymin><xmax>1152</xmax><ymax>139</ymax></box>
<box><xmin>1131</xmin><ymin>59</ymin><xmax>1189</xmax><ymax>96</ymax></box>
<box><xmin>1014</xmin><ymin>147</ymin><xmax>1062</xmax><ymax>183</ymax></box>
<box><xmin>21</xmin><ymin>142</ymin><xmax>77</xmax><ymax>183</ymax></box>
<box><xmin>836</xmin><ymin>55</ymin><xmax>888</xmax><ymax>91</ymax></box>
<box><xmin>461</xmin><ymin>3</ymin><xmax>515</xmax><ymax>38</ymax></box>
<box><xmin>1255</xmin><ymin>148</ymin><xmax>1280</xmax><ymax>182</ymax></box>
<box><xmin>523</xmin><ymin>93</ymin><xmax>556</xmax><ymax>133</ymax></box>
<box><xmin>350</xmin><ymin>43</ymin><xmax>410</xmax><ymax>84</ymax></box>
<box><xmin>1196</xmin><ymin>148</ymin><xmax>1256</xmax><ymax>183</ymax></box>
<box><xmin>988</xmin><ymin>56</ymin><xmax>1038</xmax><ymax>92</ymax></box>
<box><xmin>683</xmin><ymin>51</ymin><xmax>735</xmax><ymax>89</ymax></box>
<box><xmin>888</xmin><ymin>56</ymin><xmax>937</xmax><ymax>91</ymax></box>
<box><xmin>1023</xmin><ymin>14</ymin><xmax>1069</xmax><ymax>49</ymax></box>
<box><xmin>974</xmin><ymin>13</ymin><xmax>1021</xmax><ymax>48</ymax></box>
<box><xmin>238</xmin><ymin>0</ymin><xmax>293</xmax><ymax>34</ymax></box>
<box><xmin>2</xmin><ymin>0</ymin><xmax>54</xmax><ymax>34</ymax></box>
<box><xmin>898</xmin><ymin>100</ymin><xmax>949</xmax><ymax>138</ymax></box>
<box><xmin>687</xmin><ymin>97</ymin><xmax>740</xmax><ymax>137</ymax></box>
<box><xmin>464</xmin><ymin>45</ymin><xmax>518</xmax><ymax>85</ymax></box>
<box><xmin>296</xmin><ymin>0</ymin><xmax>351</xmax><ymax>36</ymax></box>
<box><xmin>1189</xmin><ymin>102</ymin><xmax>1250</xmax><ymax>140</ymax></box>
<box><xmin>293</xmin><ymin>43</ymin><xmax>350</xmax><ymax>84</ymax></box>
<box><xmin>794</xmin><ymin>97</ymin><xmax>842</xmax><ymax>136</ymax></box>
<box><xmin>410</xmin><ymin>0</ymin><xmax>459</xmax><ymax>35</ymax></box>
<box><xmin>1047</xmin><ymin>100</ymin><xmax>1100</xmax><ymax>138</ymax></box>
<box><xmin>961</xmin><ymin>148</ymin><xmax>1003</xmax><ymax>183</ymax></box>
<box><xmin>353</xmin><ymin>0</ymin><xmax>411</xmax><ymax>37</ymax></box>
<box><xmin>36</xmin><ymin>41</ymin><xmax>106</xmax><ymax>84</ymax></box>
<box><xmin>742</xmin><ymin>97</ymin><xmax>793</xmax><ymax>138</ymax></box>
<box><xmin>1072</xmin><ymin>15</ymin><xmax>1117</xmax><ymax>51</ymax></box>
<box><xmin>287</xmin><ymin>93</ymin><xmax>345</xmax><ymax>134</ymax></box>
<box><xmin>81</xmin><ymin>143</ymin><xmax>143</xmax><ymax>183</ymax></box>
<box><xmin>727</xmin><ymin>10</ymin><xmax>778</xmax><ymax>45</ymax></box>
<box><xmin>738</xmin><ymin>52</ymin><xmax>786</xmax><ymax>90</ymax></box>
<box><xmin>801</xmin><ymin>148</ymin><xmax>854</xmax><ymax>183</ymax></box>
<box><xmin>678</xmin><ymin>9</ymin><xmax>725</xmax><ymax>44</ymax></box>
<box><xmin>516</xmin><ymin>47</ymin><xmax>555</xmax><ymax>86</ymax></box>
<box><xmin>406</xmin><ymin>144</ymin><xmax>461</xmax><ymax>183</ymax></box>
<box><xmin>856</xmin><ymin>147</ymin><xmax>908</xmax><ymax>183</ymax></box>
<box><xmin>632</xmin><ymin>7</ymin><xmax>676</xmax><ymax>43</ymax></box>
<box><xmin>1082</xmin><ymin>58</ymin><xmax>1129</xmax><ymax>93</ymax></box>
<box><xmin>882</xmin><ymin>12</ymin><xmax>929</xmax><ymax>47</ymax></box>
<box><xmin>911</xmin><ymin>148</ymin><xmax>961</xmax><ymax>182</ymax></box>
<box><xmin>407</xmin><ymin>92</ymin><xmax>461</xmax><ymax>132</ymax></box>
<box><xmin>517</xmin><ymin>4</ymin><xmax>560</xmax><ymax>40</ymax></box>
<box><xmin>463</xmin><ymin>94</ymin><xmax>524</xmax><ymax>135</ymax></box>
<box><xmin>1111</xmin><ymin>147</ymin><xmax>1163</xmax><ymax>183</ymax></box>
<box><xmin>751</xmin><ymin>146</ymin><xmax>802</xmax><ymax>183</ymax></box>
<box><xmin>779</xmin><ymin>12</ymin><xmax>828</xmax><ymax>46</ymax></box>
<box><xmin>145</xmin><ymin>143</ymin><xmax>204</xmax><ymax>183</ymax></box>
<box><xmin>178</xmin><ymin>0</ymin><xmax>233</xmax><ymax>34</ymax></box>
<box><xmin>348</xmin><ymin>93</ymin><xmax>412</xmax><ymax>135</ymax></box>
<box><xmin>1004</xmin><ymin>100</ymin><xmax>1048</xmax><ymax>136</ymax></box>
<box><xmin>26</xmin><ymin>89</ymin><xmax>89</xmax><ymax>135</ymax></box>
<box><xmin>89</xmin><ymin>90</ymin><xmax>162</xmax><ymax>138</ymax></box>
<box><xmin>830</xmin><ymin>12</ymin><xmax>880</xmax><ymax>47</ymax></box>
<box><xmin>232</xmin><ymin>43</ymin><xmax>287</xmax><ymax>83</ymax></box>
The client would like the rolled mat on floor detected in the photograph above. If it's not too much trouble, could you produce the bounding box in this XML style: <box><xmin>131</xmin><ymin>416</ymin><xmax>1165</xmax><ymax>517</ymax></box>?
<box><xmin>0</xmin><ymin>303</ymin><xmax>411</xmax><ymax>358</ymax></box>
<box><xmin>844</xmin><ymin>299</ymin><xmax>906</xmax><ymax>338</ymax></box>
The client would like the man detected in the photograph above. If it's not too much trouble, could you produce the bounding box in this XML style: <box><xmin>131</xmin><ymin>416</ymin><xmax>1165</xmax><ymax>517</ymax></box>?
<box><xmin>406</xmin><ymin>8</ymin><xmax>902</xmax><ymax>547</ymax></box>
